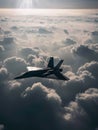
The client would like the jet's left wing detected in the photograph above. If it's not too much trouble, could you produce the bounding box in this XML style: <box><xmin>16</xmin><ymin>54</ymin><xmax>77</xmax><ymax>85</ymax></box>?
<box><xmin>41</xmin><ymin>71</ymin><xmax>69</xmax><ymax>80</ymax></box>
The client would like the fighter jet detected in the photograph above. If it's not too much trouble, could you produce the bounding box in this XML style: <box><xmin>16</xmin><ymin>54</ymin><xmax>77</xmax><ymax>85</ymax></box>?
<box><xmin>14</xmin><ymin>57</ymin><xmax>69</xmax><ymax>81</ymax></box>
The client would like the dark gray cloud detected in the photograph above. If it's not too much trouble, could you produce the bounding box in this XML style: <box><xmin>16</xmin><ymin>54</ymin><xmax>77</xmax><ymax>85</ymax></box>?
<box><xmin>64</xmin><ymin>88</ymin><xmax>98</xmax><ymax>130</ymax></box>
<box><xmin>38</xmin><ymin>27</ymin><xmax>52</xmax><ymax>34</ymax></box>
<box><xmin>64</xmin><ymin>29</ymin><xmax>69</xmax><ymax>34</ymax></box>
<box><xmin>0</xmin><ymin>46</ymin><xmax>5</xmax><ymax>60</ymax></box>
<box><xmin>76</xmin><ymin>88</ymin><xmax>98</xmax><ymax>129</ymax></box>
<box><xmin>0</xmin><ymin>82</ymin><xmax>67</xmax><ymax>130</ymax></box>
<box><xmin>91</xmin><ymin>31</ymin><xmax>98</xmax><ymax>43</ymax></box>
<box><xmin>63</xmin><ymin>38</ymin><xmax>76</xmax><ymax>46</ymax></box>
<box><xmin>72</xmin><ymin>45</ymin><xmax>98</xmax><ymax>62</ymax></box>
<box><xmin>0</xmin><ymin>57</ymin><xmax>98</xmax><ymax>130</ymax></box>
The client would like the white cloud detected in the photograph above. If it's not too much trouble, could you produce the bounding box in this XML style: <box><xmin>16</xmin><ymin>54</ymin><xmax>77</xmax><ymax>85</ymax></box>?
<box><xmin>4</xmin><ymin>57</ymin><xmax>27</xmax><ymax>75</ymax></box>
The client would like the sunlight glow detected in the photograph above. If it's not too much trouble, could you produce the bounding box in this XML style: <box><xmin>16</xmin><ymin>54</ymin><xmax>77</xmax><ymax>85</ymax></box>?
<box><xmin>19</xmin><ymin>0</ymin><xmax>34</xmax><ymax>8</ymax></box>
<box><xmin>0</xmin><ymin>9</ymin><xmax>97</xmax><ymax>16</ymax></box>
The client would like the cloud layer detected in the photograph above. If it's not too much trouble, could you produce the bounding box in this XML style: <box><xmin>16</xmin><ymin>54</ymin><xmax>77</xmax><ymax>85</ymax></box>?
<box><xmin>0</xmin><ymin>10</ymin><xmax>98</xmax><ymax>130</ymax></box>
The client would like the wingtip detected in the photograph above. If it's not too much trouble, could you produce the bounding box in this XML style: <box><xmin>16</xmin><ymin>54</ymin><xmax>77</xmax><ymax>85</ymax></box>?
<box><xmin>65</xmin><ymin>76</ymin><xmax>70</xmax><ymax>81</ymax></box>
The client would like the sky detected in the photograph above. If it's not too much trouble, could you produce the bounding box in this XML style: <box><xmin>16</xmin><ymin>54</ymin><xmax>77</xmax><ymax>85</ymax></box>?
<box><xmin>0</xmin><ymin>0</ymin><xmax>98</xmax><ymax>9</ymax></box>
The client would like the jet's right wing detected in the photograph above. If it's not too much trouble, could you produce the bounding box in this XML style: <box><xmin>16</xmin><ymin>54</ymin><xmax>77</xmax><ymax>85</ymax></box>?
<box><xmin>54</xmin><ymin>71</ymin><xmax>69</xmax><ymax>80</ymax></box>
<box><xmin>55</xmin><ymin>60</ymin><xmax>64</xmax><ymax>69</ymax></box>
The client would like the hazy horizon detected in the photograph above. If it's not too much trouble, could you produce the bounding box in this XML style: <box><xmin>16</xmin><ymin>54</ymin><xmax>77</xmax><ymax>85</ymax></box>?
<box><xmin>0</xmin><ymin>9</ymin><xmax>97</xmax><ymax>16</ymax></box>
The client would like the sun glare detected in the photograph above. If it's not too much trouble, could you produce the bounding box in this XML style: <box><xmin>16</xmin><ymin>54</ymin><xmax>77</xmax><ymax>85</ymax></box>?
<box><xmin>18</xmin><ymin>0</ymin><xmax>35</xmax><ymax>8</ymax></box>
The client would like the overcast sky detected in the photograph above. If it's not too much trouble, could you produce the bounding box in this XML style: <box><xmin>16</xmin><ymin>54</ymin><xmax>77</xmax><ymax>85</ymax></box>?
<box><xmin>0</xmin><ymin>0</ymin><xmax>98</xmax><ymax>9</ymax></box>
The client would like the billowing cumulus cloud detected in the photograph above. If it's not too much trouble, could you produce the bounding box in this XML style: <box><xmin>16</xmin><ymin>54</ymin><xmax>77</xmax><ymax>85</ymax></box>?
<box><xmin>78</xmin><ymin>61</ymin><xmax>98</xmax><ymax>79</ymax></box>
<box><xmin>76</xmin><ymin>88</ymin><xmax>98</xmax><ymax>129</ymax></box>
<box><xmin>18</xmin><ymin>48</ymin><xmax>40</xmax><ymax>59</ymax></box>
<box><xmin>0</xmin><ymin>82</ymin><xmax>67</xmax><ymax>130</ymax></box>
<box><xmin>0</xmin><ymin>37</ymin><xmax>18</xmax><ymax>60</ymax></box>
<box><xmin>64</xmin><ymin>88</ymin><xmax>98</xmax><ymax>130</ymax></box>
<box><xmin>0</xmin><ymin>67</ymin><xmax>8</xmax><ymax>81</ymax></box>
<box><xmin>4</xmin><ymin>57</ymin><xmax>27</xmax><ymax>75</ymax></box>
<box><xmin>72</xmin><ymin>45</ymin><xmax>98</xmax><ymax>61</ymax></box>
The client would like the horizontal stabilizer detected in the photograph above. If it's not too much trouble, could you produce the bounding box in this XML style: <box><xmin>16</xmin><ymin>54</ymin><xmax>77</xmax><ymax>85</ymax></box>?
<box><xmin>55</xmin><ymin>60</ymin><xmax>64</xmax><ymax>69</ymax></box>
<box><xmin>54</xmin><ymin>71</ymin><xmax>69</xmax><ymax>80</ymax></box>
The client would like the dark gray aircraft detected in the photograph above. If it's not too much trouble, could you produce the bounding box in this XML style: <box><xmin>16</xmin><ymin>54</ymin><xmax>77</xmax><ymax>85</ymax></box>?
<box><xmin>14</xmin><ymin>57</ymin><xmax>69</xmax><ymax>81</ymax></box>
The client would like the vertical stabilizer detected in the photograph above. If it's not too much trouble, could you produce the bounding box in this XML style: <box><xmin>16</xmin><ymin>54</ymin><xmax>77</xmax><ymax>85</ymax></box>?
<box><xmin>47</xmin><ymin>57</ymin><xmax>54</xmax><ymax>68</ymax></box>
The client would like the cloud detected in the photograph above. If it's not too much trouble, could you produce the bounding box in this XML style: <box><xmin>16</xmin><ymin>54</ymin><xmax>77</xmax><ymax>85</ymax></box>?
<box><xmin>63</xmin><ymin>38</ymin><xmax>76</xmax><ymax>46</ymax></box>
<box><xmin>0</xmin><ymin>45</ymin><xmax>5</xmax><ymax>57</ymax></box>
<box><xmin>4</xmin><ymin>30</ymin><xmax>11</xmax><ymax>35</ymax></box>
<box><xmin>11</xmin><ymin>26</ymin><xmax>18</xmax><ymax>31</ymax></box>
<box><xmin>64</xmin><ymin>29</ymin><xmax>69</xmax><ymax>34</ymax></box>
<box><xmin>0</xmin><ymin>37</ymin><xmax>16</xmax><ymax>49</ymax></box>
<box><xmin>76</xmin><ymin>88</ymin><xmax>98</xmax><ymax>129</ymax></box>
<box><xmin>4</xmin><ymin>57</ymin><xmax>27</xmax><ymax>75</ymax></box>
<box><xmin>57</xmin><ymin>61</ymin><xmax>98</xmax><ymax>105</ymax></box>
<box><xmin>8</xmin><ymin>80</ymin><xmax>21</xmax><ymax>90</ymax></box>
<box><xmin>72</xmin><ymin>45</ymin><xmax>98</xmax><ymax>61</ymax></box>
<box><xmin>64</xmin><ymin>102</ymin><xmax>91</xmax><ymax>130</ymax></box>
<box><xmin>91</xmin><ymin>31</ymin><xmax>98</xmax><ymax>43</ymax></box>
<box><xmin>63</xmin><ymin>88</ymin><xmax>98</xmax><ymax>130</ymax></box>
<box><xmin>0</xmin><ymin>82</ymin><xmax>68</xmax><ymax>130</ymax></box>
<box><xmin>18</xmin><ymin>48</ymin><xmax>39</xmax><ymax>59</ymax></box>
<box><xmin>22</xmin><ymin>82</ymin><xmax>61</xmax><ymax>106</ymax></box>
<box><xmin>0</xmin><ymin>37</ymin><xmax>18</xmax><ymax>60</ymax></box>
<box><xmin>32</xmin><ymin>57</ymin><xmax>46</xmax><ymax>67</ymax></box>
<box><xmin>55</xmin><ymin>65</ymin><xmax>96</xmax><ymax>105</ymax></box>
<box><xmin>84</xmin><ymin>39</ymin><xmax>93</xmax><ymax>44</ymax></box>
<box><xmin>38</xmin><ymin>27</ymin><xmax>52</xmax><ymax>34</ymax></box>
<box><xmin>62</xmin><ymin>65</ymin><xmax>72</xmax><ymax>73</ymax></box>
<box><xmin>0</xmin><ymin>125</ymin><xmax>4</xmax><ymax>130</ymax></box>
<box><xmin>0</xmin><ymin>67</ymin><xmax>8</xmax><ymax>81</ymax></box>
<box><xmin>78</xmin><ymin>61</ymin><xmax>98</xmax><ymax>78</ymax></box>
<box><xmin>27</xmin><ymin>54</ymin><xmax>36</xmax><ymax>65</ymax></box>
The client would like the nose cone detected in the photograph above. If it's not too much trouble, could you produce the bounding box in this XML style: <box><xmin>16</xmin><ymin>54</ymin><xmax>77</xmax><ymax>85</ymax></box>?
<box><xmin>14</xmin><ymin>75</ymin><xmax>24</xmax><ymax>79</ymax></box>
<box><xmin>14</xmin><ymin>73</ymin><xmax>27</xmax><ymax>79</ymax></box>
<box><xmin>14</xmin><ymin>71</ymin><xmax>33</xmax><ymax>80</ymax></box>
